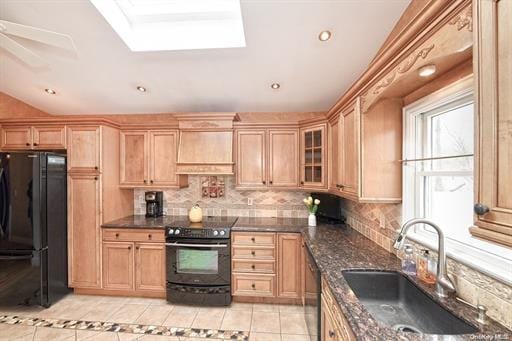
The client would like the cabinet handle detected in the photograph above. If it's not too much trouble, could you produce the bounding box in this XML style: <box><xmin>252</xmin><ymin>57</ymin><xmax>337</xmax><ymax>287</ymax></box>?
<box><xmin>251</xmin><ymin>283</ymin><xmax>256</xmax><ymax>289</ymax></box>
<box><xmin>251</xmin><ymin>251</ymin><xmax>256</xmax><ymax>256</ymax></box>
<box><xmin>329</xmin><ymin>330</ymin><xmax>336</xmax><ymax>338</ymax></box>
<box><xmin>251</xmin><ymin>264</ymin><xmax>256</xmax><ymax>269</ymax></box>
<box><xmin>474</xmin><ymin>203</ymin><xmax>489</xmax><ymax>216</ymax></box>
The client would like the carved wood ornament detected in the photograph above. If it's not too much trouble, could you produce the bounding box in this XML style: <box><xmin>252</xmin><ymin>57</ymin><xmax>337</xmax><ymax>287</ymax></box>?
<box><xmin>448</xmin><ymin>5</ymin><xmax>473</xmax><ymax>32</ymax></box>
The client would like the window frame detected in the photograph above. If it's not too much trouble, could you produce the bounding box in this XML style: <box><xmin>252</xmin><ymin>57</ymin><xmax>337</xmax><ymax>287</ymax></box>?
<box><xmin>402</xmin><ymin>77</ymin><xmax>512</xmax><ymax>285</ymax></box>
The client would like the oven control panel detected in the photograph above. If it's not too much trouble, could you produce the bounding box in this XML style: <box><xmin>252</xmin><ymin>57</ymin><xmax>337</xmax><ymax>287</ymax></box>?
<box><xmin>166</xmin><ymin>227</ymin><xmax>230</xmax><ymax>239</ymax></box>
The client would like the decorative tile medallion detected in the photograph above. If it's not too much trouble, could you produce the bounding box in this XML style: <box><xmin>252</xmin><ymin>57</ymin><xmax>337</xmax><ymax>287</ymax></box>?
<box><xmin>201</xmin><ymin>176</ymin><xmax>226</xmax><ymax>199</ymax></box>
<box><xmin>0</xmin><ymin>315</ymin><xmax>249</xmax><ymax>340</ymax></box>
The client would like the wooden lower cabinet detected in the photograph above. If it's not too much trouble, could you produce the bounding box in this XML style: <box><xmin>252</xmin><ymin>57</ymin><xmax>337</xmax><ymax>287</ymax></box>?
<box><xmin>135</xmin><ymin>243</ymin><xmax>166</xmax><ymax>291</ymax></box>
<box><xmin>277</xmin><ymin>233</ymin><xmax>302</xmax><ymax>298</ymax></box>
<box><xmin>231</xmin><ymin>231</ymin><xmax>302</xmax><ymax>302</ymax></box>
<box><xmin>321</xmin><ymin>278</ymin><xmax>355</xmax><ymax>341</ymax></box>
<box><xmin>102</xmin><ymin>242</ymin><xmax>134</xmax><ymax>290</ymax></box>
<box><xmin>101</xmin><ymin>230</ymin><xmax>165</xmax><ymax>296</ymax></box>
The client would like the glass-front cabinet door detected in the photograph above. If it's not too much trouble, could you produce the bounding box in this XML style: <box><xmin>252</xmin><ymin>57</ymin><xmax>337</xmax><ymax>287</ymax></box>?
<box><xmin>300</xmin><ymin>124</ymin><xmax>327</xmax><ymax>188</ymax></box>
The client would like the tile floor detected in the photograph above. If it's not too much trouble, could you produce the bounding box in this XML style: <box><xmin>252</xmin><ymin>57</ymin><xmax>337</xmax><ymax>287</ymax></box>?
<box><xmin>0</xmin><ymin>294</ymin><xmax>313</xmax><ymax>341</ymax></box>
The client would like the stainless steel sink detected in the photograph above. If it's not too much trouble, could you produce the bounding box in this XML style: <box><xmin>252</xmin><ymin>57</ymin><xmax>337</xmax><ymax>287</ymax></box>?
<box><xmin>342</xmin><ymin>270</ymin><xmax>478</xmax><ymax>335</ymax></box>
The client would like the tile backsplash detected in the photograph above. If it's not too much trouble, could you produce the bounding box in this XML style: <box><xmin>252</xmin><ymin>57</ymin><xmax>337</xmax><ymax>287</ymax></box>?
<box><xmin>134</xmin><ymin>176</ymin><xmax>308</xmax><ymax>218</ymax></box>
<box><xmin>342</xmin><ymin>200</ymin><xmax>512</xmax><ymax>330</ymax></box>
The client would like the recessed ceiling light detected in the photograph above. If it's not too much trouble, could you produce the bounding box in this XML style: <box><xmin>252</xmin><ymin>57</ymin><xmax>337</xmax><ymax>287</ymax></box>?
<box><xmin>270</xmin><ymin>83</ymin><xmax>280</xmax><ymax>90</ymax></box>
<box><xmin>318</xmin><ymin>30</ymin><xmax>332</xmax><ymax>42</ymax></box>
<box><xmin>44</xmin><ymin>88</ymin><xmax>56</xmax><ymax>95</ymax></box>
<box><xmin>136</xmin><ymin>86</ymin><xmax>147</xmax><ymax>92</ymax></box>
<box><xmin>418</xmin><ymin>64</ymin><xmax>436</xmax><ymax>77</ymax></box>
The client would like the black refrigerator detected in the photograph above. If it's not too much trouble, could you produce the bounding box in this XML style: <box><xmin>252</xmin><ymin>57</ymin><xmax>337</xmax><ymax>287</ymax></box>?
<box><xmin>0</xmin><ymin>152</ymin><xmax>69</xmax><ymax>307</ymax></box>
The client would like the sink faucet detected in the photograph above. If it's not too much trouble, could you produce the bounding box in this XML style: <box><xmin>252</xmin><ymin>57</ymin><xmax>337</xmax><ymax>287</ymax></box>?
<box><xmin>393</xmin><ymin>218</ymin><xmax>456</xmax><ymax>298</ymax></box>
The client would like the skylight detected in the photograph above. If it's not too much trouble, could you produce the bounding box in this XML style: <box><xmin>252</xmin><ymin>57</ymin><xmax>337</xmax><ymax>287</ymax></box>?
<box><xmin>90</xmin><ymin>0</ymin><xmax>246</xmax><ymax>51</ymax></box>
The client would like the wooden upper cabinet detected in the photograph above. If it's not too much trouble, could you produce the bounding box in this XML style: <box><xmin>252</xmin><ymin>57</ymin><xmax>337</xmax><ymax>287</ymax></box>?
<box><xmin>471</xmin><ymin>0</ymin><xmax>512</xmax><ymax>247</ymax></box>
<box><xmin>1</xmin><ymin>126</ymin><xmax>32</xmax><ymax>149</ymax></box>
<box><xmin>68</xmin><ymin>173</ymin><xmax>101</xmax><ymax>288</ymax></box>
<box><xmin>102</xmin><ymin>242</ymin><xmax>134</xmax><ymax>290</ymax></box>
<box><xmin>67</xmin><ymin>126</ymin><xmax>101</xmax><ymax>173</ymax></box>
<box><xmin>332</xmin><ymin>97</ymin><xmax>402</xmax><ymax>203</ymax></box>
<box><xmin>268</xmin><ymin>129</ymin><xmax>299</xmax><ymax>188</ymax></box>
<box><xmin>33</xmin><ymin>126</ymin><xmax>66</xmax><ymax>149</ymax></box>
<box><xmin>236</xmin><ymin>130</ymin><xmax>266</xmax><ymax>188</ymax></box>
<box><xmin>149</xmin><ymin>131</ymin><xmax>180</xmax><ymax>186</ymax></box>
<box><xmin>338</xmin><ymin>100</ymin><xmax>359</xmax><ymax>198</ymax></box>
<box><xmin>120</xmin><ymin>129</ymin><xmax>185</xmax><ymax>188</ymax></box>
<box><xmin>328</xmin><ymin>117</ymin><xmax>339</xmax><ymax>192</ymax></box>
<box><xmin>120</xmin><ymin>131</ymin><xmax>148</xmax><ymax>186</ymax></box>
<box><xmin>277</xmin><ymin>233</ymin><xmax>301</xmax><ymax>299</ymax></box>
<box><xmin>300</xmin><ymin>124</ymin><xmax>327</xmax><ymax>189</ymax></box>
<box><xmin>135</xmin><ymin>243</ymin><xmax>166</xmax><ymax>292</ymax></box>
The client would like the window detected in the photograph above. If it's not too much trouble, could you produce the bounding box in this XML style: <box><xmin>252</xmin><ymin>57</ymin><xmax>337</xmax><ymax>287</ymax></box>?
<box><xmin>403</xmin><ymin>79</ymin><xmax>512</xmax><ymax>284</ymax></box>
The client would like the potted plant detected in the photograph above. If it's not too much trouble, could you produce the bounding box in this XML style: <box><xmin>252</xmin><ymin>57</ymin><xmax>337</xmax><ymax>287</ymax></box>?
<box><xmin>303</xmin><ymin>196</ymin><xmax>320</xmax><ymax>226</ymax></box>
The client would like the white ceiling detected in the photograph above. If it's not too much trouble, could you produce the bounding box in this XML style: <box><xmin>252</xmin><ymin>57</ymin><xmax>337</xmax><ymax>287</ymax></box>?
<box><xmin>0</xmin><ymin>0</ymin><xmax>410</xmax><ymax>115</ymax></box>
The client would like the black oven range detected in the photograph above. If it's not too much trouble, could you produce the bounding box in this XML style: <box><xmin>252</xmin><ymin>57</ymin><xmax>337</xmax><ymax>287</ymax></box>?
<box><xmin>165</xmin><ymin>216</ymin><xmax>238</xmax><ymax>306</ymax></box>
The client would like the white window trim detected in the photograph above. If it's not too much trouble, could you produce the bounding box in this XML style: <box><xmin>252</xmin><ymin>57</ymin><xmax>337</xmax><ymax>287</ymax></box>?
<box><xmin>402</xmin><ymin>76</ymin><xmax>512</xmax><ymax>285</ymax></box>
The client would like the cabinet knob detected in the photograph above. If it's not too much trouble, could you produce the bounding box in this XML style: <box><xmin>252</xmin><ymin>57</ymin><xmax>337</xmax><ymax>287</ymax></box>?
<box><xmin>33</xmin><ymin>142</ymin><xmax>38</xmax><ymax>146</ymax></box>
<box><xmin>474</xmin><ymin>203</ymin><xmax>490</xmax><ymax>216</ymax></box>
<box><xmin>300</xmin><ymin>181</ymin><xmax>304</xmax><ymax>185</ymax></box>
<box><xmin>262</xmin><ymin>180</ymin><xmax>266</xmax><ymax>185</ymax></box>
<box><xmin>251</xmin><ymin>251</ymin><xmax>256</xmax><ymax>256</ymax></box>
<box><xmin>128</xmin><ymin>246</ymin><xmax>132</xmax><ymax>250</ymax></box>
<box><xmin>115</xmin><ymin>233</ymin><xmax>119</xmax><ymax>238</ymax></box>
<box><xmin>94</xmin><ymin>166</ymin><xmax>98</xmax><ymax>170</ymax></box>
<box><xmin>251</xmin><ymin>264</ymin><xmax>256</xmax><ymax>269</ymax></box>
<box><xmin>25</xmin><ymin>143</ymin><xmax>30</xmax><ymax>146</ymax></box>
<box><xmin>269</xmin><ymin>181</ymin><xmax>273</xmax><ymax>185</ymax></box>
<box><xmin>329</xmin><ymin>330</ymin><xmax>336</xmax><ymax>338</ymax></box>
<box><xmin>251</xmin><ymin>237</ymin><xmax>255</xmax><ymax>242</ymax></box>
<box><xmin>144</xmin><ymin>179</ymin><xmax>147</xmax><ymax>184</ymax></box>
<box><xmin>148</xmin><ymin>234</ymin><xmax>152</xmax><ymax>240</ymax></box>
<box><xmin>94</xmin><ymin>176</ymin><xmax>98</xmax><ymax>181</ymax></box>
<box><xmin>251</xmin><ymin>283</ymin><xmax>256</xmax><ymax>289</ymax></box>
<box><xmin>136</xmin><ymin>246</ymin><xmax>140</xmax><ymax>250</ymax></box>
<box><xmin>150</xmin><ymin>180</ymin><xmax>154</xmax><ymax>184</ymax></box>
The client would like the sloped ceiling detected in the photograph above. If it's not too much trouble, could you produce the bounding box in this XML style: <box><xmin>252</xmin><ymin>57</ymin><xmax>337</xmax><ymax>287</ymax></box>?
<box><xmin>0</xmin><ymin>0</ymin><xmax>410</xmax><ymax>115</ymax></box>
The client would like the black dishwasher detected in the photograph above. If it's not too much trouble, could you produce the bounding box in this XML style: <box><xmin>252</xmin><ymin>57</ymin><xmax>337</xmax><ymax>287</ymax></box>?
<box><xmin>304</xmin><ymin>245</ymin><xmax>321</xmax><ymax>341</ymax></box>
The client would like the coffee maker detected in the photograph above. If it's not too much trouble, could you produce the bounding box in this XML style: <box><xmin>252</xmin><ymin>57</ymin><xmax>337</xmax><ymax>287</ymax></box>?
<box><xmin>145</xmin><ymin>191</ymin><xmax>163</xmax><ymax>217</ymax></box>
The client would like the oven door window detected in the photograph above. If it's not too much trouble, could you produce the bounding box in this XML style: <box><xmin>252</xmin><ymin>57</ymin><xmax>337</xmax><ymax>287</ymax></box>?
<box><xmin>177</xmin><ymin>248</ymin><xmax>218</xmax><ymax>274</ymax></box>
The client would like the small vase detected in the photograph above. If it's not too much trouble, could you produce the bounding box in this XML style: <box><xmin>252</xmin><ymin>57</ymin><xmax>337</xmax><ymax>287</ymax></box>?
<box><xmin>308</xmin><ymin>213</ymin><xmax>317</xmax><ymax>227</ymax></box>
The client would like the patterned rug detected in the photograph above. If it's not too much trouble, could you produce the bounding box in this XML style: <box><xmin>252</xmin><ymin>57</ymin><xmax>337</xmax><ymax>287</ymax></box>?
<box><xmin>0</xmin><ymin>314</ymin><xmax>249</xmax><ymax>340</ymax></box>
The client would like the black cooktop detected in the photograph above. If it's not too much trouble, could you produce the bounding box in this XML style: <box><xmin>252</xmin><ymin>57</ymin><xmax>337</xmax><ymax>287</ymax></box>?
<box><xmin>168</xmin><ymin>216</ymin><xmax>238</xmax><ymax>229</ymax></box>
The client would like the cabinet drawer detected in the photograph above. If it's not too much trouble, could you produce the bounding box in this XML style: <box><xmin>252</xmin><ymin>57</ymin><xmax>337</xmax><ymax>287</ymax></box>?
<box><xmin>232</xmin><ymin>260</ymin><xmax>275</xmax><ymax>274</ymax></box>
<box><xmin>232</xmin><ymin>246</ymin><xmax>275</xmax><ymax>260</ymax></box>
<box><xmin>103</xmin><ymin>229</ymin><xmax>164</xmax><ymax>242</ymax></box>
<box><xmin>232</xmin><ymin>232</ymin><xmax>275</xmax><ymax>246</ymax></box>
<box><xmin>232</xmin><ymin>274</ymin><xmax>275</xmax><ymax>297</ymax></box>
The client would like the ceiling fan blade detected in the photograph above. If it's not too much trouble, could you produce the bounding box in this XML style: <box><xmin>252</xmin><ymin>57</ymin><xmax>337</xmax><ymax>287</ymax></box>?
<box><xmin>0</xmin><ymin>33</ymin><xmax>47</xmax><ymax>67</ymax></box>
<box><xmin>0</xmin><ymin>20</ymin><xmax>76</xmax><ymax>51</ymax></box>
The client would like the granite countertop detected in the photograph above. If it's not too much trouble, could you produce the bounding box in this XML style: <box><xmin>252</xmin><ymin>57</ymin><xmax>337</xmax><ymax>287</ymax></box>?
<box><xmin>101</xmin><ymin>215</ymin><xmax>179</xmax><ymax>229</ymax></box>
<box><xmin>102</xmin><ymin>215</ymin><xmax>510</xmax><ymax>339</ymax></box>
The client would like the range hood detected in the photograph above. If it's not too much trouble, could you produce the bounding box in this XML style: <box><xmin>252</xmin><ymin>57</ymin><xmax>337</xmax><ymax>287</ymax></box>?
<box><xmin>175</xmin><ymin>113</ymin><xmax>239</xmax><ymax>175</ymax></box>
